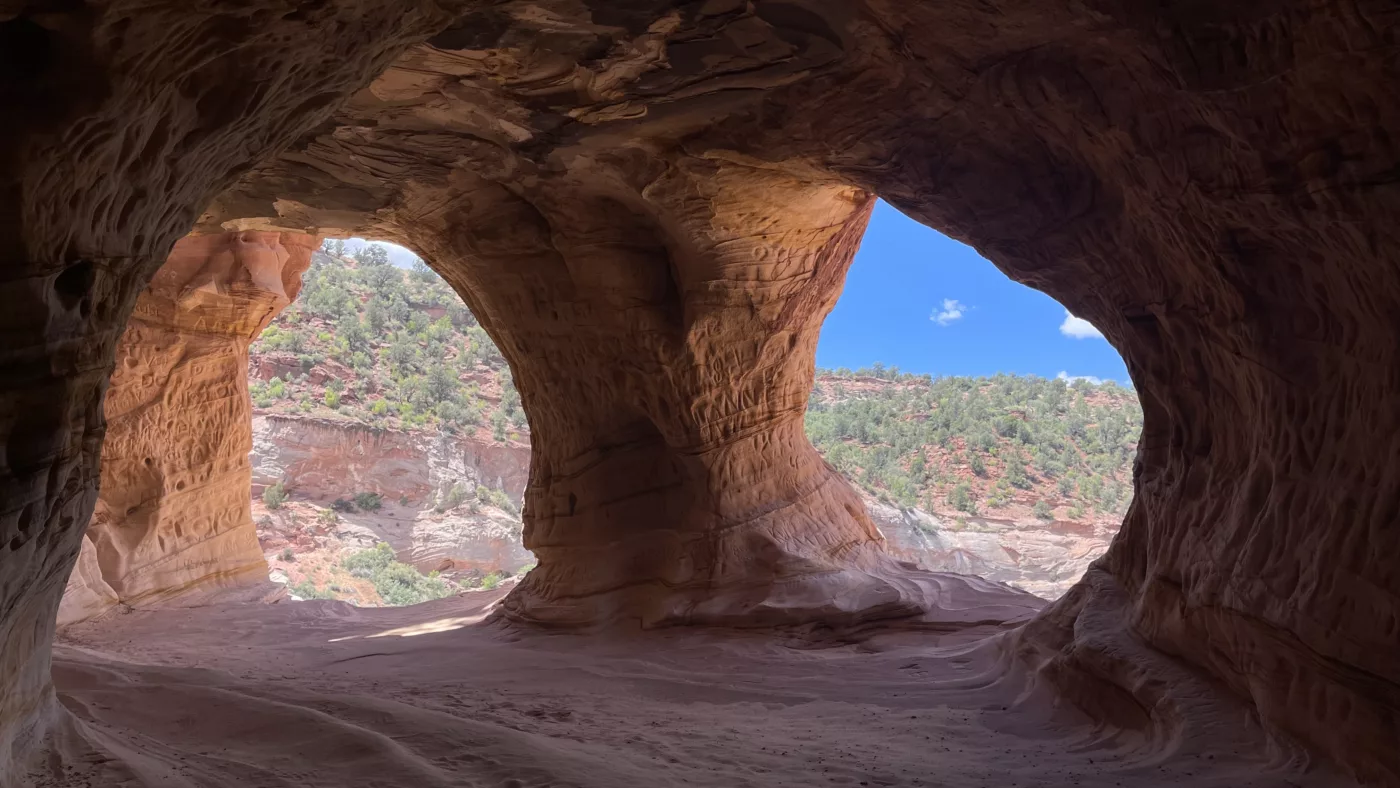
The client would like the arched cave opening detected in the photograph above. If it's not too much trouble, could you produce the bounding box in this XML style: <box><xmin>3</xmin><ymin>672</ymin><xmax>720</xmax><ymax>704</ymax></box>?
<box><xmin>805</xmin><ymin>200</ymin><xmax>1142</xmax><ymax>600</ymax></box>
<box><xmin>248</xmin><ymin>238</ymin><xmax>536</xmax><ymax>606</ymax></box>
<box><xmin>2</xmin><ymin>3</ymin><xmax>1396</xmax><ymax>787</ymax></box>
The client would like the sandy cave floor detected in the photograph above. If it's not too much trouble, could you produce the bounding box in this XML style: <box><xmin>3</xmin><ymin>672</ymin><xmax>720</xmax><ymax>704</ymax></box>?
<box><xmin>39</xmin><ymin>591</ymin><xmax>1348</xmax><ymax>788</ymax></box>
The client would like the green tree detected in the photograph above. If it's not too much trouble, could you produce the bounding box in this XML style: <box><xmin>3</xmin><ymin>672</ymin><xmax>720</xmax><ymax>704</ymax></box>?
<box><xmin>969</xmin><ymin>453</ymin><xmax>986</xmax><ymax>477</ymax></box>
<box><xmin>426</xmin><ymin>365</ymin><xmax>459</xmax><ymax>403</ymax></box>
<box><xmin>364</xmin><ymin>298</ymin><xmax>389</xmax><ymax>333</ymax></box>
<box><xmin>947</xmin><ymin>482</ymin><xmax>977</xmax><ymax>514</ymax></box>
<box><xmin>409</xmin><ymin>258</ymin><xmax>437</xmax><ymax>284</ymax></box>
<box><xmin>355</xmin><ymin>243</ymin><xmax>390</xmax><ymax>267</ymax></box>
<box><xmin>1033</xmin><ymin>500</ymin><xmax>1054</xmax><ymax>520</ymax></box>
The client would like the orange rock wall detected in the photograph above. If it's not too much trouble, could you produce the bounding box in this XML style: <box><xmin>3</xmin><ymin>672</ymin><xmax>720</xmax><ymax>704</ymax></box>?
<box><xmin>405</xmin><ymin>165</ymin><xmax>940</xmax><ymax>628</ymax></box>
<box><xmin>194</xmin><ymin>5</ymin><xmax>1400</xmax><ymax>780</ymax></box>
<box><xmin>59</xmin><ymin>232</ymin><xmax>317</xmax><ymax>624</ymax></box>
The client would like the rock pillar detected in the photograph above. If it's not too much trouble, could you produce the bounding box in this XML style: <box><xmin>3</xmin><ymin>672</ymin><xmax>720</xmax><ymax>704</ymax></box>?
<box><xmin>57</xmin><ymin>232</ymin><xmax>317</xmax><ymax>624</ymax></box>
<box><xmin>409</xmin><ymin>161</ymin><xmax>947</xmax><ymax>628</ymax></box>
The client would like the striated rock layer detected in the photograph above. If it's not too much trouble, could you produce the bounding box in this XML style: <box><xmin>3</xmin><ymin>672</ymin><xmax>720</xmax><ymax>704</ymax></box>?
<box><xmin>0</xmin><ymin>1</ymin><xmax>1397</xmax><ymax>785</ymax></box>
<box><xmin>58</xmin><ymin>232</ymin><xmax>318</xmax><ymax>626</ymax></box>
<box><xmin>249</xmin><ymin>413</ymin><xmax>534</xmax><ymax>576</ymax></box>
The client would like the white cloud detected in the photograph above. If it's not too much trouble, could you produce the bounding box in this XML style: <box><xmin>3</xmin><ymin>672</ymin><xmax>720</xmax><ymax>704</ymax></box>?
<box><xmin>1056</xmin><ymin>371</ymin><xmax>1105</xmax><ymax>385</ymax></box>
<box><xmin>931</xmin><ymin>298</ymin><xmax>966</xmax><ymax>326</ymax></box>
<box><xmin>1059</xmin><ymin>311</ymin><xmax>1104</xmax><ymax>340</ymax></box>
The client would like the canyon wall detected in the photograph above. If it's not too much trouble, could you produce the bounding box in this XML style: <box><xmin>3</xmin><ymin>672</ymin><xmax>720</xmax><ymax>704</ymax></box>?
<box><xmin>867</xmin><ymin>498</ymin><xmax>1109</xmax><ymax>600</ymax></box>
<box><xmin>57</xmin><ymin>232</ymin><xmax>318</xmax><ymax>625</ymax></box>
<box><xmin>249</xmin><ymin>413</ymin><xmax>533</xmax><ymax>576</ymax></box>
<box><xmin>250</xmin><ymin>414</ymin><xmax>528</xmax><ymax>507</ymax></box>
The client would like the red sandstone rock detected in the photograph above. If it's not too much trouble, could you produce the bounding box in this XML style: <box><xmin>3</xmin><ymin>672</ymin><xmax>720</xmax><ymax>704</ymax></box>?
<box><xmin>58</xmin><ymin>232</ymin><xmax>318</xmax><ymax>624</ymax></box>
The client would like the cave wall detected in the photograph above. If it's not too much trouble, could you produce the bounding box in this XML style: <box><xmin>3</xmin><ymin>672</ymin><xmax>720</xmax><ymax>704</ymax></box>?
<box><xmin>0</xmin><ymin>0</ymin><xmax>468</xmax><ymax>776</ymax></box>
<box><xmin>57</xmin><ymin>231</ymin><xmax>317</xmax><ymax>626</ymax></box>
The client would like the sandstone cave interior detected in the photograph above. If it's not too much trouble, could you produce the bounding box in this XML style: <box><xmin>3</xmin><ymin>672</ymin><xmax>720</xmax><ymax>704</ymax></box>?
<box><xmin>2</xmin><ymin>3</ymin><xmax>1398</xmax><ymax>787</ymax></box>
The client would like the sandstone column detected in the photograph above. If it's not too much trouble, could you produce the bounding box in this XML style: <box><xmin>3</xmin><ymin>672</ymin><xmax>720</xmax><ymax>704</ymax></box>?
<box><xmin>57</xmin><ymin>232</ymin><xmax>317</xmax><ymax>624</ymax></box>
<box><xmin>408</xmin><ymin>160</ymin><xmax>942</xmax><ymax>628</ymax></box>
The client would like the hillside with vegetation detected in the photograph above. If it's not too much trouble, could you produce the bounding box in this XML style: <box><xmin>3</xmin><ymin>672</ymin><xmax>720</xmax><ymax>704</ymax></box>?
<box><xmin>249</xmin><ymin>240</ymin><xmax>526</xmax><ymax>442</ymax></box>
<box><xmin>806</xmin><ymin>367</ymin><xmax>1141</xmax><ymax>525</ymax></box>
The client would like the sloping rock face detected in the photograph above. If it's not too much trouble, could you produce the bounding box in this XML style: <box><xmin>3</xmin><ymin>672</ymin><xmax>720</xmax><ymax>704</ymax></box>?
<box><xmin>250</xmin><ymin>414</ymin><xmax>529</xmax><ymax>507</ymax></box>
<box><xmin>58</xmin><ymin>232</ymin><xmax>318</xmax><ymax>625</ymax></box>
<box><xmin>2</xmin><ymin>2</ymin><xmax>1397</xmax><ymax>784</ymax></box>
<box><xmin>865</xmin><ymin>495</ymin><xmax>1109</xmax><ymax>600</ymax></box>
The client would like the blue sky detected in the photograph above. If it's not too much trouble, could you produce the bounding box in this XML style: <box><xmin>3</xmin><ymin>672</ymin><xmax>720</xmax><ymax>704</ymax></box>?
<box><xmin>815</xmin><ymin>200</ymin><xmax>1130</xmax><ymax>384</ymax></box>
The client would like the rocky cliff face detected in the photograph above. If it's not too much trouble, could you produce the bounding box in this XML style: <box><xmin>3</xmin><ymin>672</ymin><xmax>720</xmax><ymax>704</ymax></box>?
<box><xmin>864</xmin><ymin>494</ymin><xmax>1109</xmax><ymax>600</ymax></box>
<box><xmin>251</xmin><ymin>414</ymin><xmax>528</xmax><ymax>508</ymax></box>
<box><xmin>249</xmin><ymin>413</ymin><xmax>532</xmax><ymax>577</ymax></box>
<box><xmin>58</xmin><ymin>232</ymin><xmax>318</xmax><ymax>626</ymax></box>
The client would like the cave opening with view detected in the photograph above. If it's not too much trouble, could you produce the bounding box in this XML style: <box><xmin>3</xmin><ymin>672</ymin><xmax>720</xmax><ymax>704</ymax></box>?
<box><xmin>247</xmin><ymin>238</ymin><xmax>535</xmax><ymax>607</ymax></box>
<box><xmin>4</xmin><ymin>3</ymin><xmax>1397</xmax><ymax>787</ymax></box>
<box><xmin>805</xmin><ymin>200</ymin><xmax>1142</xmax><ymax>600</ymax></box>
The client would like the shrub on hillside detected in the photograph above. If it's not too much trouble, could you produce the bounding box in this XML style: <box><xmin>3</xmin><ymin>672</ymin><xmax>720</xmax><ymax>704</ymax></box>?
<box><xmin>342</xmin><ymin>542</ymin><xmax>451</xmax><ymax>606</ymax></box>
<box><xmin>437</xmin><ymin>483</ymin><xmax>469</xmax><ymax>513</ymax></box>
<box><xmin>263</xmin><ymin>482</ymin><xmax>288</xmax><ymax>510</ymax></box>
<box><xmin>354</xmin><ymin>491</ymin><xmax>382</xmax><ymax>512</ymax></box>
<box><xmin>947</xmin><ymin>482</ymin><xmax>977</xmax><ymax>515</ymax></box>
<box><xmin>291</xmin><ymin>580</ymin><xmax>337</xmax><ymax>600</ymax></box>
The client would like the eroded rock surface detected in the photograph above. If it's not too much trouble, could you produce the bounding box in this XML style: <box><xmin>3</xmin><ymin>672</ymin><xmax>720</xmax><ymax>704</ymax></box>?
<box><xmin>197</xmin><ymin>4</ymin><xmax>1400</xmax><ymax>782</ymax></box>
<box><xmin>0</xmin><ymin>2</ymin><xmax>468</xmax><ymax>772</ymax></box>
<box><xmin>59</xmin><ymin>232</ymin><xmax>318</xmax><ymax>624</ymax></box>
<box><xmin>2</xmin><ymin>1</ymin><xmax>1397</xmax><ymax>784</ymax></box>
<box><xmin>866</xmin><ymin>495</ymin><xmax>1110</xmax><ymax>601</ymax></box>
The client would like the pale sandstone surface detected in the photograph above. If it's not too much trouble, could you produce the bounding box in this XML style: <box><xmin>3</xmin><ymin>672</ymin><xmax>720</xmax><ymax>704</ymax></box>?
<box><xmin>864</xmin><ymin>495</ymin><xmax>1110</xmax><ymax>601</ymax></box>
<box><xmin>57</xmin><ymin>232</ymin><xmax>318</xmax><ymax>626</ymax></box>
<box><xmin>0</xmin><ymin>1</ymin><xmax>1395</xmax><ymax>785</ymax></box>
<box><xmin>250</xmin><ymin>413</ymin><xmax>529</xmax><ymax>508</ymax></box>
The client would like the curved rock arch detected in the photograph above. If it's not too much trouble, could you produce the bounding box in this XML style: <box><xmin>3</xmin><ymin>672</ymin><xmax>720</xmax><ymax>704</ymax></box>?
<box><xmin>0</xmin><ymin>1</ymin><xmax>1395</xmax><ymax>784</ymax></box>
